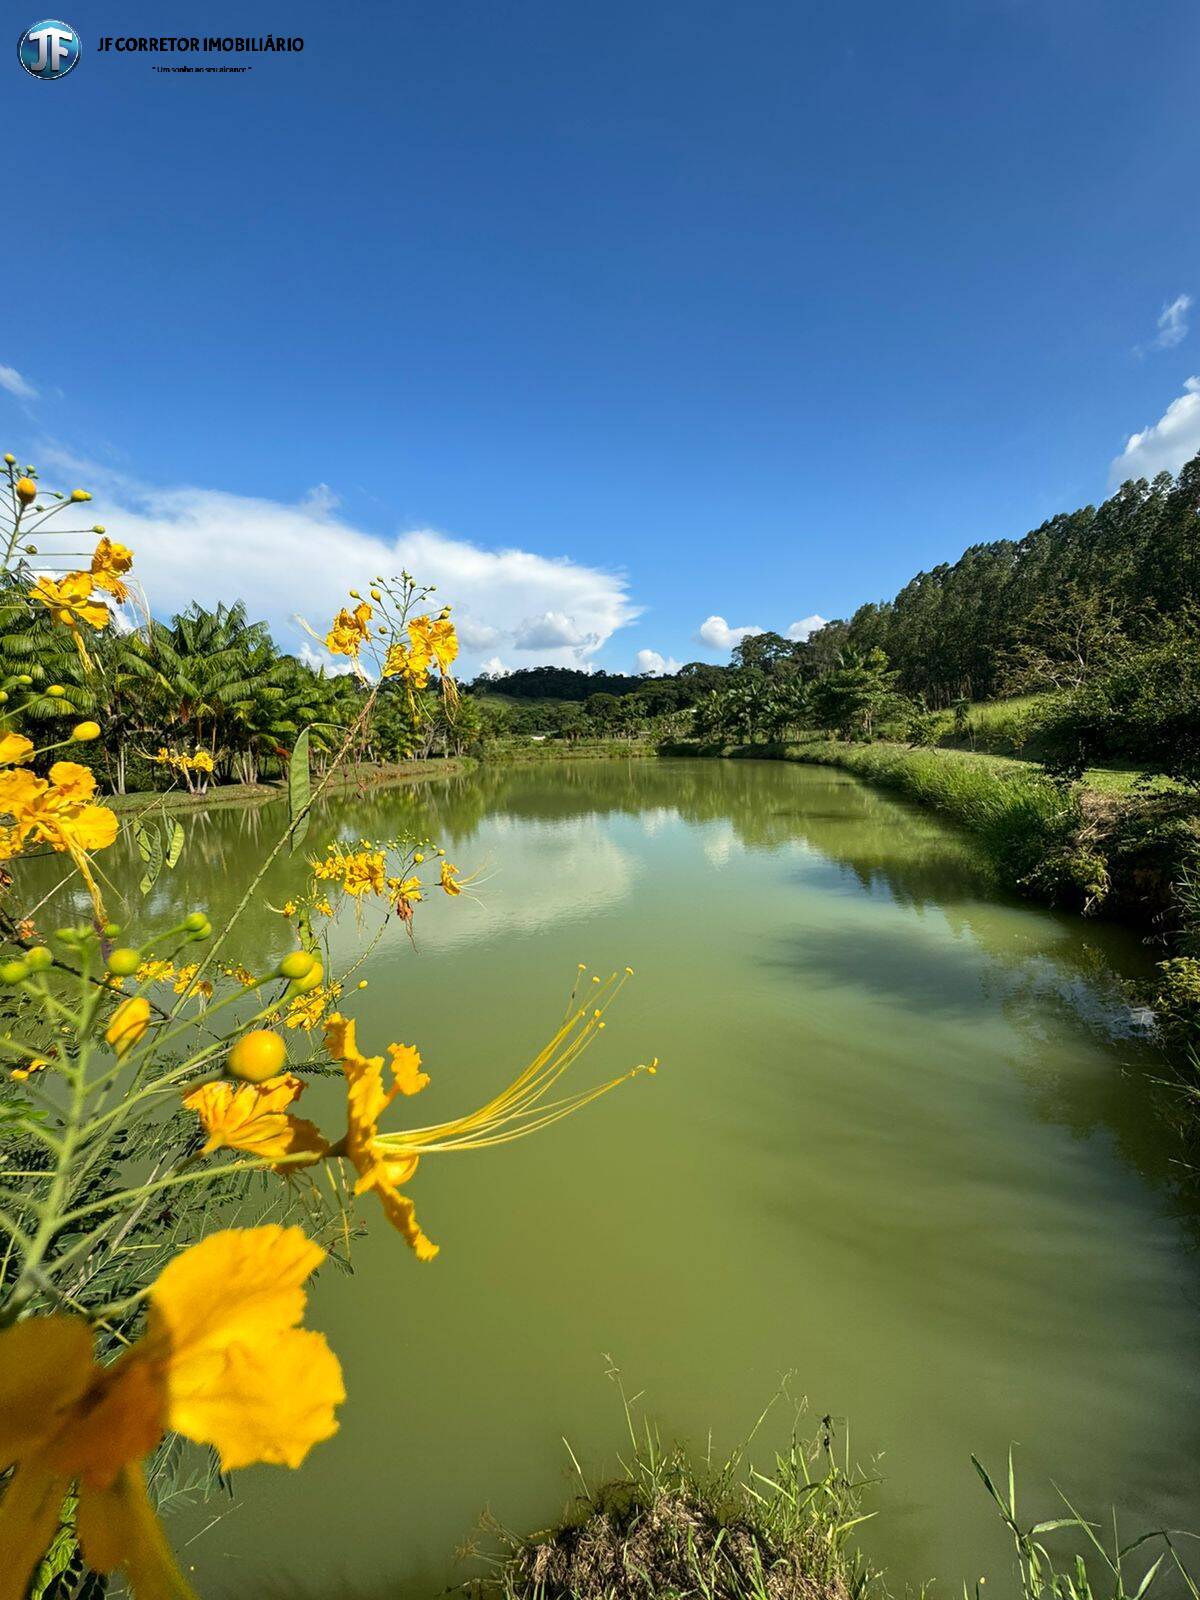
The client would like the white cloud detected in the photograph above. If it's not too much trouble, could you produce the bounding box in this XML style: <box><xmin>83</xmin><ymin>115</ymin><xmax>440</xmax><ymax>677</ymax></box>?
<box><xmin>512</xmin><ymin>610</ymin><xmax>597</xmax><ymax>650</ymax></box>
<box><xmin>697</xmin><ymin>615</ymin><xmax>764</xmax><ymax>653</ymax></box>
<box><xmin>34</xmin><ymin>449</ymin><xmax>640</xmax><ymax>674</ymax></box>
<box><xmin>636</xmin><ymin>648</ymin><xmax>682</xmax><ymax>676</ymax></box>
<box><xmin>478</xmin><ymin>656</ymin><xmax>512</xmax><ymax>677</ymax></box>
<box><xmin>0</xmin><ymin>365</ymin><xmax>38</xmax><ymax>401</ymax></box>
<box><xmin>1140</xmin><ymin>293</ymin><xmax>1192</xmax><ymax>354</ymax></box>
<box><xmin>1109</xmin><ymin>377</ymin><xmax>1200</xmax><ymax>484</ymax></box>
<box><xmin>785</xmin><ymin>614</ymin><xmax>829</xmax><ymax>642</ymax></box>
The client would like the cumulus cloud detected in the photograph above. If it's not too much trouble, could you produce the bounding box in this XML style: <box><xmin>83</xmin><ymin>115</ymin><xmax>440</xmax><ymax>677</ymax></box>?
<box><xmin>478</xmin><ymin>656</ymin><xmax>512</xmax><ymax>677</ymax></box>
<box><xmin>636</xmin><ymin>648</ymin><xmax>682</xmax><ymax>676</ymax></box>
<box><xmin>697</xmin><ymin>615</ymin><xmax>764</xmax><ymax>653</ymax></box>
<box><xmin>1109</xmin><ymin>377</ymin><xmax>1200</xmax><ymax>484</ymax></box>
<box><xmin>35</xmin><ymin>449</ymin><xmax>640</xmax><ymax>674</ymax></box>
<box><xmin>0</xmin><ymin>365</ymin><xmax>38</xmax><ymax>401</ymax></box>
<box><xmin>785</xmin><ymin>614</ymin><xmax>829</xmax><ymax>642</ymax></box>
<box><xmin>1138</xmin><ymin>293</ymin><xmax>1192</xmax><ymax>355</ymax></box>
<box><xmin>512</xmin><ymin>610</ymin><xmax>597</xmax><ymax>650</ymax></box>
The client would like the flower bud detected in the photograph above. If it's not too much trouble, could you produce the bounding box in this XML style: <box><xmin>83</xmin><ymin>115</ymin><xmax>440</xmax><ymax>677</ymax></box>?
<box><xmin>0</xmin><ymin>960</ymin><xmax>30</xmax><ymax>985</ymax></box>
<box><xmin>70</xmin><ymin>489</ymin><xmax>92</xmax><ymax>503</ymax></box>
<box><xmin>15</xmin><ymin>478</ymin><xmax>36</xmax><ymax>505</ymax></box>
<box><xmin>182</xmin><ymin>912</ymin><xmax>209</xmax><ymax>932</ymax></box>
<box><xmin>106</xmin><ymin>948</ymin><xmax>141</xmax><ymax>977</ymax></box>
<box><xmin>25</xmin><ymin>947</ymin><xmax>53</xmax><ymax>973</ymax></box>
<box><xmin>71</xmin><ymin>721</ymin><xmax>100</xmax><ymax>742</ymax></box>
<box><xmin>47</xmin><ymin>684</ymin><xmax>65</xmax><ymax>698</ymax></box>
<box><xmin>277</xmin><ymin>950</ymin><xmax>316</xmax><ymax>982</ymax></box>
<box><xmin>92</xmin><ymin>525</ymin><xmax>106</xmax><ymax>534</ymax></box>
<box><xmin>227</xmin><ymin>1029</ymin><xmax>287</xmax><ymax>1084</ymax></box>
<box><xmin>3</xmin><ymin>454</ymin><xmax>13</xmax><ymax>466</ymax></box>
<box><xmin>290</xmin><ymin>959</ymin><xmax>324</xmax><ymax>994</ymax></box>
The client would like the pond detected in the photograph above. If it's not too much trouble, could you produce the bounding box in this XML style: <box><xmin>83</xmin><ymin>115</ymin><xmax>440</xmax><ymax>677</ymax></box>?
<box><xmin>48</xmin><ymin>758</ymin><xmax>1200</xmax><ymax>1594</ymax></box>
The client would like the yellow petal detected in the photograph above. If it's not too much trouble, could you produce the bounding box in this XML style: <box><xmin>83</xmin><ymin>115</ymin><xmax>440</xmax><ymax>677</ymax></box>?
<box><xmin>64</xmin><ymin>802</ymin><xmax>119</xmax><ymax>851</ymax></box>
<box><xmin>46</xmin><ymin>761</ymin><xmax>97</xmax><ymax>802</ymax></box>
<box><xmin>162</xmin><ymin>1327</ymin><xmax>344</xmax><ymax>1470</ymax></box>
<box><xmin>106</xmin><ymin>996</ymin><xmax>151</xmax><ymax>1057</ymax></box>
<box><xmin>182</xmin><ymin>1078</ymin><xmax>328</xmax><ymax>1166</ymax></box>
<box><xmin>387</xmin><ymin>1041</ymin><xmax>429</xmax><ymax>1096</ymax></box>
<box><xmin>0</xmin><ymin>1459</ymin><xmax>71</xmax><ymax>1600</ymax></box>
<box><xmin>0</xmin><ymin>733</ymin><xmax>33</xmax><ymax>768</ymax></box>
<box><xmin>0</xmin><ymin>1317</ymin><xmax>93</xmax><ymax>1467</ymax></box>
<box><xmin>148</xmin><ymin>1226</ymin><xmax>343</xmax><ymax>1468</ymax></box>
<box><xmin>77</xmin><ymin>1463</ymin><xmax>198</xmax><ymax>1599</ymax></box>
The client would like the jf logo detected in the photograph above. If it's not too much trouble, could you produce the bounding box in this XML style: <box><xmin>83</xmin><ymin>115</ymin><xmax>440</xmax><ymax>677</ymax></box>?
<box><xmin>18</xmin><ymin>19</ymin><xmax>81</xmax><ymax>79</ymax></box>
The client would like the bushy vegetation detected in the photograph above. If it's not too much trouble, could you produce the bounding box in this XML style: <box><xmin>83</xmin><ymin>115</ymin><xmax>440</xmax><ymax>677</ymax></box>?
<box><xmin>0</xmin><ymin>580</ymin><xmax>502</xmax><ymax>797</ymax></box>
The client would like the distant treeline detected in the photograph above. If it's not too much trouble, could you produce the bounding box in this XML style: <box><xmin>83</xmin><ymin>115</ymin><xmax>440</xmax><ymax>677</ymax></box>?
<box><xmin>470</xmin><ymin>457</ymin><xmax>1198</xmax><ymax>713</ymax></box>
<box><xmin>797</xmin><ymin>454</ymin><xmax>1200</xmax><ymax>707</ymax></box>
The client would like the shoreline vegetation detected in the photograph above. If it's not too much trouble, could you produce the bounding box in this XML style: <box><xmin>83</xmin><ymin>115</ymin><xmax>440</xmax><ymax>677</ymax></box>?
<box><xmin>465</xmin><ymin>1387</ymin><xmax>1197</xmax><ymax>1600</ymax></box>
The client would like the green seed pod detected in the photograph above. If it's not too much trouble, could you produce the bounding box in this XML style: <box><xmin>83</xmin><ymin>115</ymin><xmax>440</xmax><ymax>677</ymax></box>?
<box><xmin>278</xmin><ymin>950</ymin><xmax>316</xmax><ymax>982</ymax></box>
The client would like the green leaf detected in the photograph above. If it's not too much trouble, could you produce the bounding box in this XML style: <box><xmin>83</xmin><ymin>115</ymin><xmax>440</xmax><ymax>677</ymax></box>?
<box><xmin>288</xmin><ymin>726</ymin><xmax>311</xmax><ymax>852</ymax></box>
<box><xmin>166</xmin><ymin>817</ymin><xmax>185</xmax><ymax>869</ymax></box>
<box><xmin>135</xmin><ymin>819</ymin><xmax>163</xmax><ymax>896</ymax></box>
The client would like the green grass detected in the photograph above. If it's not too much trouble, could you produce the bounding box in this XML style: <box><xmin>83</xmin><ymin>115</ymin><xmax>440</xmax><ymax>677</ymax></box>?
<box><xmin>767</xmin><ymin>740</ymin><xmax>1087</xmax><ymax>896</ymax></box>
<box><xmin>466</xmin><ymin>1384</ymin><xmax>879</xmax><ymax>1600</ymax></box>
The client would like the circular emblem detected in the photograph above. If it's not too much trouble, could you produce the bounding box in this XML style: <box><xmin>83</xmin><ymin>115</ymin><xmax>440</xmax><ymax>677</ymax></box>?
<box><xmin>17</xmin><ymin>19</ymin><xmax>81</xmax><ymax>79</ymax></box>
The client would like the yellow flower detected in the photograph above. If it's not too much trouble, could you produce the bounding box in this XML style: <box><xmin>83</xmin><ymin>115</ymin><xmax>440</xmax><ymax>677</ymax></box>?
<box><xmin>89</xmin><ymin>537</ymin><xmax>134</xmax><ymax>603</ymax></box>
<box><xmin>106</xmin><ymin>996</ymin><xmax>150</xmax><ymax>1057</ymax></box>
<box><xmin>0</xmin><ymin>1226</ymin><xmax>344</xmax><ymax>1599</ymax></box>
<box><xmin>191</xmin><ymin>749</ymin><xmax>214</xmax><ymax>773</ymax></box>
<box><xmin>171</xmin><ymin>962</ymin><xmax>213</xmax><ymax>1002</ymax></box>
<box><xmin>439</xmin><ymin>860</ymin><xmax>462</xmax><ymax>896</ymax></box>
<box><xmin>135</xmin><ymin>958</ymin><xmax>175</xmax><ymax>984</ymax></box>
<box><xmin>0</xmin><ymin>762</ymin><xmax>118</xmax><ymax>916</ymax></box>
<box><xmin>183</xmin><ymin>1075</ymin><xmax>328</xmax><ymax>1167</ymax></box>
<box><xmin>407</xmin><ymin>613</ymin><xmax>458</xmax><ymax>675</ymax></box>
<box><xmin>0</xmin><ymin>732</ymin><xmax>33</xmax><ymax>767</ymax></box>
<box><xmin>324</xmin><ymin>600</ymin><xmax>373</xmax><ymax>658</ymax></box>
<box><xmin>380</xmin><ymin>640</ymin><xmax>429</xmax><ymax>688</ymax></box>
<box><xmin>29</xmin><ymin>574</ymin><xmax>110</xmax><ymax>665</ymax></box>
<box><xmin>10</xmin><ymin>1057</ymin><xmax>47</xmax><ymax>1083</ymax></box>
<box><xmin>324</xmin><ymin>1014</ymin><xmax>438</xmax><ymax>1261</ymax></box>
<box><xmin>281</xmin><ymin>899</ymin><xmax>297</xmax><ymax>917</ymax></box>
<box><xmin>368</xmin><ymin>970</ymin><xmax>652</xmax><ymax>1256</ymax></box>
<box><xmin>281</xmin><ymin>982</ymin><xmax>341</xmax><ymax>1032</ymax></box>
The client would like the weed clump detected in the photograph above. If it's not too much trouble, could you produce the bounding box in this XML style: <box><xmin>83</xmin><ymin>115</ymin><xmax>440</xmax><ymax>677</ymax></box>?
<box><xmin>468</xmin><ymin>1389</ymin><xmax>878</xmax><ymax>1600</ymax></box>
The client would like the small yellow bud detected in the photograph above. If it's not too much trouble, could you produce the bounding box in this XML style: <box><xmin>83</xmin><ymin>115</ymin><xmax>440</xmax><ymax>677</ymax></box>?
<box><xmin>227</xmin><ymin>1029</ymin><xmax>287</xmax><ymax>1084</ymax></box>
<box><xmin>3</xmin><ymin>454</ymin><xmax>13</xmax><ymax>466</ymax></box>
<box><xmin>357</xmin><ymin>979</ymin><xmax>368</xmax><ymax>989</ymax></box>
<box><xmin>70</xmin><ymin>489</ymin><xmax>92</xmax><ymax>503</ymax></box>
<box><xmin>15</xmin><ymin>478</ymin><xmax>36</xmax><ymax>505</ymax></box>
<box><xmin>370</xmin><ymin>588</ymin><xmax>382</xmax><ymax>601</ymax></box>
<box><xmin>47</xmin><ymin>684</ymin><xmax>65</xmax><ymax>698</ymax></box>
<box><xmin>106</xmin><ymin>948</ymin><xmax>141</xmax><ymax>977</ymax></box>
<box><xmin>91</xmin><ymin>524</ymin><xmax>106</xmax><ymax>534</ymax></box>
<box><xmin>71</xmin><ymin>721</ymin><xmax>101</xmax><ymax>742</ymax></box>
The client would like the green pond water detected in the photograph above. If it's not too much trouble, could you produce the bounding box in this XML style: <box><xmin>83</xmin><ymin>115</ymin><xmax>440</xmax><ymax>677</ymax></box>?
<box><xmin>38</xmin><ymin>757</ymin><xmax>1200</xmax><ymax>1594</ymax></box>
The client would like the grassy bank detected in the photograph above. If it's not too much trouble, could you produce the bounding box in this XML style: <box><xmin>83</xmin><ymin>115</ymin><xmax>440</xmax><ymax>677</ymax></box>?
<box><xmin>666</xmin><ymin>739</ymin><xmax>1198</xmax><ymax>923</ymax></box>
<box><xmin>490</xmin><ymin>737</ymin><xmax>657</xmax><ymax>763</ymax></box>
<box><xmin>106</xmin><ymin>756</ymin><xmax>474</xmax><ymax>812</ymax></box>
<box><xmin>466</xmin><ymin>1392</ymin><xmax>1195</xmax><ymax>1600</ymax></box>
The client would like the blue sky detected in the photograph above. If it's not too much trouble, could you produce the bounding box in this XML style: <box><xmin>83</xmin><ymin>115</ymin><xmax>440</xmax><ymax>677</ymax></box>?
<box><xmin>4</xmin><ymin>0</ymin><xmax>1199</xmax><ymax>676</ymax></box>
